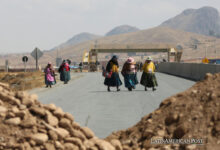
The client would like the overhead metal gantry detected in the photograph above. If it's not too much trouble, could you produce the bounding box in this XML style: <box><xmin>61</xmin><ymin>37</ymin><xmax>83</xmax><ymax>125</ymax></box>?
<box><xmin>88</xmin><ymin>44</ymin><xmax>183</xmax><ymax>71</ymax></box>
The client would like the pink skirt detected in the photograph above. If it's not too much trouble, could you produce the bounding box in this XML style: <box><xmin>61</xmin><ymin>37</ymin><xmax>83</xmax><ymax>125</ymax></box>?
<box><xmin>47</xmin><ymin>74</ymin><xmax>54</xmax><ymax>82</ymax></box>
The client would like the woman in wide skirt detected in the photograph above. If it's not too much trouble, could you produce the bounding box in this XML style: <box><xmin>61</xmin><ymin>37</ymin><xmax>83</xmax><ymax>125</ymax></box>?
<box><xmin>140</xmin><ymin>56</ymin><xmax>158</xmax><ymax>91</ymax></box>
<box><xmin>59</xmin><ymin>60</ymin><xmax>71</xmax><ymax>84</ymax></box>
<box><xmin>121</xmin><ymin>57</ymin><xmax>138</xmax><ymax>91</ymax></box>
<box><xmin>44</xmin><ymin>62</ymin><xmax>55</xmax><ymax>88</ymax></box>
<box><xmin>104</xmin><ymin>55</ymin><xmax>122</xmax><ymax>92</ymax></box>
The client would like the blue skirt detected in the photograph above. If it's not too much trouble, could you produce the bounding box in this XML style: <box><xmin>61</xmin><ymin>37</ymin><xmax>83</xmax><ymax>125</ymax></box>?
<box><xmin>124</xmin><ymin>73</ymin><xmax>139</xmax><ymax>88</ymax></box>
<box><xmin>104</xmin><ymin>72</ymin><xmax>122</xmax><ymax>87</ymax></box>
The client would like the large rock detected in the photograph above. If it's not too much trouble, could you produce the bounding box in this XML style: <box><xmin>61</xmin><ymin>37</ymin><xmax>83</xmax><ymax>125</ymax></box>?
<box><xmin>44</xmin><ymin>143</ymin><xmax>56</xmax><ymax>150</ymax></box>
<box><xmin>15</xmin><ymin>110</ymin><xmax>27</xmax><ymax>119</ymax></box>
<box><xmin>46</xmin><ymin>111</ymin><xmax>59</xmax><ymax>126</ymax></box>
<box><xmin>95</xmin><ymin>139</ymin><xmax>115</xmax><ymax>150</ymax></box>
<box><xmin>0</xmin><ymin>106</ymin><xmax>7</xmax><ymax>113</ymax></box>
<box><xmin>53</xmin><ymin>107</ymin><xmax>65</xmax><ymax>119</ymax></box>
<box><xmin>64</xmin><ymin>143</ymin><xmax>79</xmax><ymax>150</ymax></box>
<box><xmin>81</xmin><ymin>127</ymin><xmax>95</xmax><ymax>139</ymax></box>
<box><xmin>15</xmin><ymin>91</ymin><xmax>29</xmax><ymax>100</ymax></box>
<box><xmin>64</xmin><ymin>113</ymin><xmax>74</xmax><ymax>122</ymax></box>
<box><xmin>55</xmin><ymin>128</ymin><xmax>70</xmax><ymax>138</ymax></box>
<box><xmin>84</xmin><ymin>140</ymin><xmax>95</xmax><ymax>148</ymax></box>
<box><xmin>59</xmin><ymin>118</ymin><xmax>72</xmax><ymax>129</ymax></box>
<box><xmin>70</xmin><ymin>129</ymin><xmax>87</xmax><ymax>141</ymax></box>
<box><xmin>110</xmin><ymin>139</ymin><xmax>122</xmax><ymax>150</ymax></box>
<box><xmin>44</xmin><ymin>104</ymin><xmax>57</xmax><ymax>111</ymax></box>
<box><xmin>5</xmin><ymin>117</ymin><xmax>21</xmax><ymax>125</ymax></box>
<box><xmin>55</xmin><ymin>141</ymin><xmax>64</xmax><ymax>149</ymax></box>
<box><xmin>30</xmin><ymin>106</ymin><xmax>46</xmax><ymax>117</ymax></box>
<box><xmin>20</xmin><ymin>115</ymin><xmax>37</xmax><ymax>128</ymax></box>
<box><xmin>48</xmin><ymin>130</ymin><xmax>58</xmax><ymax>141</ymax></box>
<box><xmin>22</xmin><ymin>98</ymin><xmax>35</xmax><ymax>107</ymax></box>
<box><xmin>7</xmin><ymin>96</ymin><xmax>21</xmax><ymax>106</ymax></box>
<box><xmin>31</xmin><ymin>133</ymin><xmax>48</xmax><ymax>144</ymax></box>
<box><xmin>64</xmin><ymin>137</ymin><xmax>83</xmax><ymax>148</ymax></box>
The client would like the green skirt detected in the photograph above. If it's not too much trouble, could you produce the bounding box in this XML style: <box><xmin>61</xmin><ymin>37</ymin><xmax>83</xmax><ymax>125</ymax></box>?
<box><xmin>60</xmin><ymin>70</ymin><xmax>70</xmax><ymax>82</ymax></box>
<box><xmin>140</xmin><ymin>72</ymin><xmax>158</xmax><ymax>87</ymax></box>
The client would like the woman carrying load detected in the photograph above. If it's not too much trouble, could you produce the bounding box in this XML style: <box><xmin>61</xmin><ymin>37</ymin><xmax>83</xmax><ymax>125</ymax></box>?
<box><xmin>44</xmin><ymin>62</ymin><xmax>55</xmax><ymax>88</ymax></box>
<box><xmin>121</xmin><ymin>57</ymin><xmax>138</xmax><ymax>91</ymax></box>
<box><xmin>140</xmin><ymin>56</ymin><xmax>158</xmax><ymax>91</ymax></box>
<box><xmin>59</xmin><ymin>60</ymin><xmax>71</xmax><ymax>84</ymax></box>
<box><xmin>104</xmin><ymin>55</ymin><xmax>122</xmax><ymax>92</ymax></box>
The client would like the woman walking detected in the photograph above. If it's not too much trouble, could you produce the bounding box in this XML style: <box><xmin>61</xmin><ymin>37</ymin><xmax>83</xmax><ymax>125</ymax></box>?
<box><xmin>121</xmin><ymin>57</ymin><xmax>138</xmax><ymax>91</ymax></box>
<box><xmin>44</xmin><ymin>62</ymin><xmax>55</xmax><ymax>88</ymax></box>
<box><xmin>104</xmin><ymin>56</ymin><xmax>122</xmax><ymax>92</ymax></box>
<box><xmin>140</xmin><ymin>56</ymin><xmax>158</xmax><ymax>91</ymax></box>
<box><xmin>59</xmin><ymin>60</ymin><xmax>71</xmax><ymax>84</ymax></box>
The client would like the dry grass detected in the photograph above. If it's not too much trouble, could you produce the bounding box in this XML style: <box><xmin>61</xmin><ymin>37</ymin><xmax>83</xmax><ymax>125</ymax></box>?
<box><xmin>0</xmin><ymin>72</ymin><xmax>45</xmax><ymax>91</ymax></box>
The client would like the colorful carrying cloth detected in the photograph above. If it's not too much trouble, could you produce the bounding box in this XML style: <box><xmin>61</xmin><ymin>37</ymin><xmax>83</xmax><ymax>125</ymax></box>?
<box><xmin>104</xmin><ymin>72</ymin><xmax>122</xmax><ymax>87</ymax></box>
<box><xmin>44</xmin><ymin>68</ymin><xmax>55</xmax><ymax>85</ymax></box>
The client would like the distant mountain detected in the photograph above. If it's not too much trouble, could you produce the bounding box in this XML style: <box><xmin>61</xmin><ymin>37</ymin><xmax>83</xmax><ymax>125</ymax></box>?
<box><xmin>160</xmin><ymin>6</ymin><xmax>220</xmax><ymax>37</ymax></box>
<box><xmin>105</xmin><ymin>25</ymin><xmax>140</xmax><ymax>36</ymax></box>
<box><xmin>45</xmin><ymin>27</ymin><xmax>219</xmax><ymax>63</ymax></box>
<box><xmin>3</xmin><ymin>27</ymin><xmax>220</xmax><ymax>67</ymax></box>
<box><xmin>54</xmin><ymin>32</ymin><xmax>102</xmax><ymax>49</ymax></box>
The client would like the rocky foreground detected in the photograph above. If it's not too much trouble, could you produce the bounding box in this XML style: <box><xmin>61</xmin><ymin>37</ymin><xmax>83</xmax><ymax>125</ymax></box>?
<box><xmin>0</xmin><ymin>82</ymin><xmax>120</xmax><ymax>150</ymax></box>
<box><xmin>106</xmin><ymin>73</ymin><xmax>220</xmax><ymax>150</ymax></box>
<box><xmin>0</xmin><ymin>73</ymin><xmax>219</xmax><ymax>150</ymax></box>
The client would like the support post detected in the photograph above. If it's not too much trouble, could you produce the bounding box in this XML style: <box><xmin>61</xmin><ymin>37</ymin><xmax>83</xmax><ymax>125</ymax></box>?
<box><xmin>88</xmin><ymin>51</ymin><xmax>92</xmax><ymax>71</ymax></box>
<box><xmin>36</xmin><ymin>50</ymin><xmax>38</xmax><ymax>70</ymax></box>
<box><xmin>24</xmin><ymin>62</ymin><xmax>27</xmax><ymax>72</ymax></box>
<box><xmin>174</xmin><ymin>53</ymin><xmax>177</xmax><ymax>62</ymax></box>
<box><xmin>95</xmin><ymin>52</ymin><xmax>98</xmax><ymax>71</ymax></box>
<box><xmin>167</xmin><ymin>51</ymin><xmax>170</xmax><ymax>62</ymax></box>
<box><xmin>5</xmin><ymin>60</ymin><xmax>9</xmax><ymax>72</ymax></box>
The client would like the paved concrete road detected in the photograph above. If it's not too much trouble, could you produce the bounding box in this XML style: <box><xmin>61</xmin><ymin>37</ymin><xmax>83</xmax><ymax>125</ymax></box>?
<box><xmin>30</xmin><ymin>72</ymin><xmax>195</xmax><ymax>138</ymax></box>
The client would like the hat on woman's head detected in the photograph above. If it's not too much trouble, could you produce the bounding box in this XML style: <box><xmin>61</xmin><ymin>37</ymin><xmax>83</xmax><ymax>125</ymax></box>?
<box><xmin>127</xmin><ymin>57</ymin><xmax>134</xmax><ymax>64</ymax></box>
<box><xmin>48</xmin><ymin>62</ymin><xmax>52</xmax><ymax>65</ymax></box>
<box><xmin>112</xmin><ymin>55</ymin><xmax>118</xmax><ymax>59</ymax></box>
<box><xmin>146</xmin><ymin>56</ymin><xmax>152</xmax><ymax>61</ymax></box>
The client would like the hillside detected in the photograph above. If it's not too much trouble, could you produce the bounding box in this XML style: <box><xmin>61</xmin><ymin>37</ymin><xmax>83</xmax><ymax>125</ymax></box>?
<box><xmin>48</xmin><ymin>27</ymin><xmax>219</xmax><ymax>62</ymax></box>
<box><xmin>160</xmin><ymin>6</ymin><xmax>220</xmax><ymax>37</ymax></box>
<box><xmin>105</xmin><ymin>25</ymin><xmax>140</xmax><ymax>36</ymax></box>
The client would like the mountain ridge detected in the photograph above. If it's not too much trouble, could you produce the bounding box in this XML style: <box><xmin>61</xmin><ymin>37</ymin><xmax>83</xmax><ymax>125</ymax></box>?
<box><xmin>105</xmin><ymin>25</ymin><xmax>140</xmax><ymax>36</ymax></box>
<box><xmin>160</xmin><ymin>6</ymin><xmax>220</xmax><ymax>37</ymax></box>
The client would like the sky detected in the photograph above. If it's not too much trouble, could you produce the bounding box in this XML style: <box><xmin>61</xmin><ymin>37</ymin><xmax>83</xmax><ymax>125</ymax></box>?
<box><xmin>0</xmin><ymin>0</ymin><xmax>220</xmax><ymax>54</ymax></box>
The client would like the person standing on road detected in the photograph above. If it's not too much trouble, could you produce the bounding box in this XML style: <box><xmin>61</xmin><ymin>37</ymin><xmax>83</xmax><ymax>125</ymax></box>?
<box><xmin>104</xmin><ymin>55</ymin><xmax>122</xmax><ymax>92</ymax></box>
<box><xmin>121</xmin><ymin>57</ymin><xmax>138</xmax><ymax>91</ymax></box>
<box><xmin>44</xmin><ymin>62</ymin><xmax>55</xmax><ymax>88</ymax></box>
<box><xmin>59</xmin><ymin>60</ymin><xmax>71</xmax><ymax>84</ymax></box>
<box><xmin>140</xmin><ymin>56</ymin><xmax>158</xmax><ymax>91</ymax></box>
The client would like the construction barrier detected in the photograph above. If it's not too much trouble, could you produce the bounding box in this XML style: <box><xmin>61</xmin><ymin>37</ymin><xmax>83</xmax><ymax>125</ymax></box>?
<box><xmin>158</xmin><ymin>62</ymin><xmax>220</xmax><ymax>81</ymax></box>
